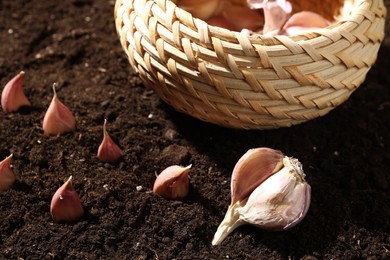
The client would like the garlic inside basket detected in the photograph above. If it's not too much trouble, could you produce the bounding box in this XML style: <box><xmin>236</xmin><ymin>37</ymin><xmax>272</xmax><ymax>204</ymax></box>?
<box><xmin>175</xmin><ymin>0</ymin><xmax>339</xmax><ymax>36</ymax></box>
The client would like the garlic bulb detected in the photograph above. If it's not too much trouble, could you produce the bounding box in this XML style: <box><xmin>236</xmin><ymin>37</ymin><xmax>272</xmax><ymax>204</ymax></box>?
<box><xmin>212</xmin><ymin>148</ymin><xmax>311</xmax><ymax>245</ymax></box>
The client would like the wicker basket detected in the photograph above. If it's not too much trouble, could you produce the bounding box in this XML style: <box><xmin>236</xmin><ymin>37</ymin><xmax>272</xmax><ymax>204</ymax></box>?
<box><xmin>115</xmin><ymin>0</ymin><xmax>386</xmax><ymax>129</ymax></box>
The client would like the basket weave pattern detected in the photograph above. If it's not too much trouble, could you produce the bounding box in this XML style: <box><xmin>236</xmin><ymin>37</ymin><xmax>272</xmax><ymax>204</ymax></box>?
<box><xmin>115</xmin><ymin>0</ymin><xmax>386</xmax><ymax>129</ymax></box>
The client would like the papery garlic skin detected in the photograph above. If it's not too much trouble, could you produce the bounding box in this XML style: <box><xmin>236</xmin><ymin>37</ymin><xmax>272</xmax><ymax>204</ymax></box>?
<box><xmin>1</xmin><ymin>71</ymin><xmax>31</xmax><ymax>113</ymax></box>
<box><xmin>43</xmin><ymin>84</ymin><xmax>76</xmax><ymax>135</ymax></box>
<box><xmin>0</xmin><ymin>154</ymin><xmax>16</xmax><ymax>192</ymax></box>
<box><xmin>97</xmin><ymin>119</ymin><xmax>124</xmax><ymax>163</ymax></box>
<box><xmin>212</xmin><ymin>156</ymin><xmax>311</xmax><ymax>246</ymax></box>
<box><xmin>153</xmin><ymin>165</ymin><xmax>191</xmax><ymax>199</ymax></box>
<box><xmin>50</xmin><ymin>176</ymin><xmax>84</xmax><ymax>223</ymax></box>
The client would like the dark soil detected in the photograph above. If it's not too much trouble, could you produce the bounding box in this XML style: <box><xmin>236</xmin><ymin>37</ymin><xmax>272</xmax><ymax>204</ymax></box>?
<box><xmin>0</xmin><ymin>0</ymin><xmax>389</xmax><ymax>259</ymax></box>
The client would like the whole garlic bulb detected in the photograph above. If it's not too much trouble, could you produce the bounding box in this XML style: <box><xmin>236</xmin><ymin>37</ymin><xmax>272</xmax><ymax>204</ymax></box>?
<box><xmin>212</xmin><ymin>148</ymin><xmax>311</xmax><ymax>245</ymax></box>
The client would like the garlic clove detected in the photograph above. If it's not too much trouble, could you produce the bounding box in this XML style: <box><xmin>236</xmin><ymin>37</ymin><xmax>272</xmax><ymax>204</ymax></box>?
<box><xmin>42</xmin><ymin>83</ymin><xmax>76</xmax><ymax>135</ymax></box>
<box><xmin>153</xmin><ymin>165</ymin><xmax>191</xmax><ymax>199</ymax></box>
<box><xmin>0</xmin><ymin>154</ymin><xmax>16</xmax><ymax>192</ymax></box>
<box><xmin>1</xmin><ymin>71</ymin><xmax>31</xmax><ymax>113</ymax></box>
<box><xmin>281</xmin><ymin>11</ymin><xmax>330</xmax><ymax>36</ymax></box>
<box><xmin>231</xmin><ymin>148</ymin><xmax>283</xmax><ymax>204</ymax></box>
<box><xmin>207</xmin><ymin>16</ymin><xmax>235</xmax><ymax>31</ymax></box>
<box><xmin>212</xmin><ymin>155</ymin><xmax>311</xmax><ymax>245</ymax></box>
<box><xmin>283</xmin><ymin>11</ymin><xmax>330</xmax><ymax>35</ymax></box>
<box><xmin>222</xmin><ymin>3</ymin><xmax>264</xmax><ymax>31</ymax></box>
<box><xmin>179</xmin><ymin>0</ymin><xmax>221</xmax><ymax>21</ymax></box>
<box><xmin>50</xmin><ymin>176</ymin><xmax>84</xmax><ymax>223</ymax></box>
<box><xmin>97</xmin><ymin>119</ymin><xmax>124</xmax><ymax>163</ymax></box>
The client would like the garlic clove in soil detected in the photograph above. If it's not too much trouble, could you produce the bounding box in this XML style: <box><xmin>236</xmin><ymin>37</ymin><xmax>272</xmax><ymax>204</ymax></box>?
<box><xmin>42</xmin><ymin>83</ymin><xmax>76</xmax><ymax>135</ymax></box>
<box><xmin>0</xmin><ymin>154</ymin><xmax>16</xmax><ymax>192</ymax></box>
<box><xmin>153</xmin><ymin>165</ymin><xmax>191</xmax><ymax>199</ymax></box>
<box><xmin>97</xmin><ymin>119</ymin><xmax>124</xmax><ymax>163</ymax></box>
<box><xmin>212</xmin><ymin>154</ymin><xmax>311</xmax><ymax>246</ymax></box>
<box><xmin>231</xmin><ymin>148</ymin><xmax>284</xmax><ymax>204</ymax></box>
<box><xmin>1</xmin><ymin>71</ymin><xmax>31</xmax><ymax>113</ymax></box>
<box><xmin>50</xmin><ymin>176</ymin><xmax>84</xmax><ymax>223</ymax></box>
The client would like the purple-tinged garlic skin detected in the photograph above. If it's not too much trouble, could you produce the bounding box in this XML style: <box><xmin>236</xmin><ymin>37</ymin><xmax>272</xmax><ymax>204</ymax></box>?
<box><xmin>0</xmin><ymin>154</ymin><xmax>16</xmax><ymax>192</ymax></box>
<box><xmin>50</xmin><ymin>176</ymin><xmax>84</xmax><ymax>223</ymax></box>
<box><xmin>1</xmin><ymin>71</ymin><xmax>31</xmax><ymax>113</ymax></box>
<box><xmin>153</xmin><ymin>165</ymin><xmax>191</xmax><ymax>199</ymax></box>
<box><xmin>212</xmin><ymin>149</ymin><xmax>311</xmax><ymax>246</ymax></box>
<box><xmin>231</xmin><ymin>148</ymin><xmax>283</xmax><ymax>204</ymax></box>
<box><xmin>43</xmin><ymin>84</ymin><xmax>76</xmax><ymax>135</ymax></box>
<box><xmin>97</xmin><ymin>119</ymin><xmax>124</xmax><ymax>163</ymax></box>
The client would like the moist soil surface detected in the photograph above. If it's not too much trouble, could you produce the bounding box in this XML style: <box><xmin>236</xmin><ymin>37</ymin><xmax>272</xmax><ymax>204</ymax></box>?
<box><xmin>1</xmin><ymin>0</ymin><xmax>390</xmax><ymax>259</ymax></box>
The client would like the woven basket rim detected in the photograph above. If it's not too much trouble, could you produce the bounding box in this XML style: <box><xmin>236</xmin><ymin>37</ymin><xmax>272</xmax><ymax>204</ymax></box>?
<box><xmin>114</xmin><ymin>0</ymin><xmax>386</xmax><ymax>129</ymax></box>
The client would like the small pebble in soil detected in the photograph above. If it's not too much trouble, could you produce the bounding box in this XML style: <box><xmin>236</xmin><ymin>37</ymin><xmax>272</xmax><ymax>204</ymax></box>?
<box><xmin>163</xmin><ymin>128</ymin><xmax>179</xmax><ymax>140</ymax></box>
<box><xmin>185</xmin><ymin>243</ymin><xmax>193</xmax><ymax>250</ymax></box>
<box><xmin>162</xmin><ymin>237</ymin><xmax>171</xmax><ymax>244</ymax></box>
